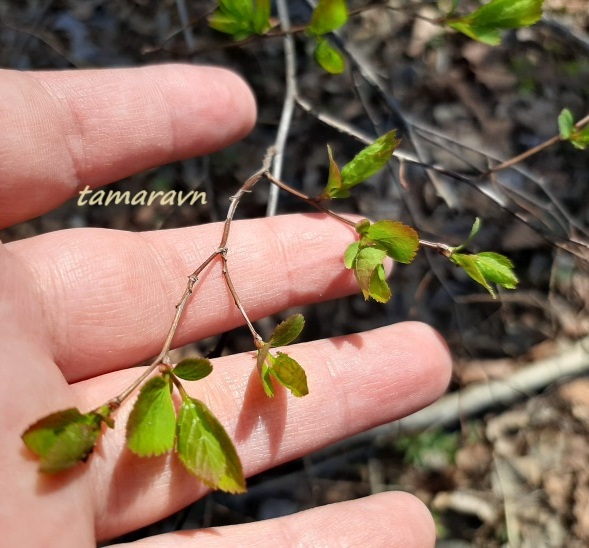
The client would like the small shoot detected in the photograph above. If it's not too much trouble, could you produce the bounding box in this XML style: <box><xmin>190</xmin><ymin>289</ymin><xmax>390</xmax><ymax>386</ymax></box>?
<box><xmin>22</xmin><ymin>407</ymin><xmax>113</xmax><ymax>473</ymax></box>
<box><xmin>345</xmin><ymin>219</ymin><xmax>419</xmax><ymax>302</ymax></box>
<box><xmin>319</xmin><ymin>130</ymin><xmax>400</xmax><ymax>200</ymax></box>
<box><xmin>447</xmin><ymin>218</ymin><xmax>519</xmax><ymax>298</ymax></box>
<box><xmin>256</xmin><ymin>314</ymin><xmax>308</xmax><ymax>398</ymax></box>
<box><xmin>558</xmin><ymin>108</ymin><xmax>589</xmax><ymax>150</ymax></box>
<box><xmin>308</xmin><ymin>0</ymin><xmax>348</xmax><ymax>74</ymax></box>
<box><xmin>209</xmin><ymin>0</ymin><xmax>271</xmax><ymax>40</ymax></box>
<box><xmin>446</xmin><ymin>0</ymin><xmax>544</xmax><ymax>46</ymax></box>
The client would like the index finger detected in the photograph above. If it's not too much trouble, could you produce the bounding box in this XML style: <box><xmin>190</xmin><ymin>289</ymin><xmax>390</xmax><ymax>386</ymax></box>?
<box><xmin>0</xmin><ymin>65</ymin><xmax>256</xmax><ymax>227</ymax></box>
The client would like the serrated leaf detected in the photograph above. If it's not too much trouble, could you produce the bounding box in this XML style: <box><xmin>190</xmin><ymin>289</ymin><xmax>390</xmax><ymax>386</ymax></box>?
<box><xmin>22</xmin><ymin>408</ymin><xmax>104</xmax><ymax>473</ymax></box>
<box><xmin>447</xmin><ymin>0</ymin><xmax>543</xmax><ymax>45</ymax></box>
<box><xmin>344</xmin><ymin>241</ymin><xmax>360</xmax><ymax>269</ymax></box>
<box><xmin>354</xmin><ymin>247</ymin><xmax>387</xmax><ymax>300</ymax></box>
<box><xmin>321</xmin><ymin>145</ymin><xmax>349</xmax><ymax>199</ymax></box>
<box><xmin>340</xmin><ymin>130</ymin><xmax>400</xmax><ymax>189</ymax></box>
<box><xmin>475</xmin><ymin>252</ymin><xmax>519</xmax><ymax>289</ymax></box>
<box><xmin>314</xmin><ymin>37</ymin><xmax>345</xmax><ymax>74</ymax></box>
<box><xmin>269</xmin><ymin>353</ymin><xmax>309</xmax><ymax>397</ymax></box>
<box><xmin>176</xmin><ymin>396</ymin><xmax>245</xmax><ymax>493</ymax></box>
<box><xmin>450</xmin><ymin>252</ymin><xmax>495</xmax><ymax>297</ymax></box>
<box><xmin>558</xmin><ymin>109</ymin><xmax>574</xmax><ymax>139</ymax></box>
<box><xmin>173</xmin><ymin>358</ymin><xmax>213</xmax><ymax>381</ymax></box>
<box><xmin>366</xmin><ymin>220</ymin><xmax>419</xmax><ymax>264</ymax></box>
<box><xmin>309</xmin><ymin>0</ymin><xmax>348</xmax><ymax>36</ymax></box>
<box><xmin>369</xmin><ymin>262</ymin><xmax>392</xmax><ymax>303</ymax></box>
<box><xmin>270</xmin><ymin>314</ymin><xmax>305</xmax><ymax>348</ymax></box>
<box><xmin>126</xmin><ymin>375</ymin><xmax>176</xmax><ymax>457</ymax></box>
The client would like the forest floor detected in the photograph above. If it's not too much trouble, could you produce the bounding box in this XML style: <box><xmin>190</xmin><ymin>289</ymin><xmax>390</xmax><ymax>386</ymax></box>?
<box><xmin>1</xmin><ymin>1</ymin><xmax>589</xmax><ymax>546</ymax></box>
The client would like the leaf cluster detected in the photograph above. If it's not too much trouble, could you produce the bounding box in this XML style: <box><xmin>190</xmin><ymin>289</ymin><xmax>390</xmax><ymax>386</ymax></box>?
<box><xmin>345</xmin><ymin>219</ymin><xmax>419</xmax><ymax>303</ymax></box>
<box><xmin>447</xmin><ymin>218</ymin><xmax>518</xmax><ymax>298</ymax></box>
<box><xmin>446</xmin><ymin>0</ymin><xmax>544</xmax><ymax>46</ymax></box>
<box><xmin>256</xmin><ymin>314</ymin><xmax>308</xmax><ymax>398</ymax></box>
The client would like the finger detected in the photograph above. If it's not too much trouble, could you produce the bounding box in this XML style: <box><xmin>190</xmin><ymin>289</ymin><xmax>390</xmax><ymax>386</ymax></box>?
<box><xmin>118</xmin><ymin>492</ymin><xmax>435</xmax><ymax>547</ymax></box>
<box><xmin>0</xmin><ymin>65</ymin><xmax>256</xmax><ymax>227</ymax></box>
<box><xmin>8</xmin><ymin>214</ymin><xmax>362</xmax><ymax>381</ymax></box>
<box><xmin>70</xmin><ymin>321</ymin><xmax>451</xmax><ymax>540</ymax></box>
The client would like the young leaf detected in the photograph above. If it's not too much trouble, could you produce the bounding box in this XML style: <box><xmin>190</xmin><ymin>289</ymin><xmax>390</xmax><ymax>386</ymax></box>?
<box><xmin>269</xmin><ymin>353</ymin><xmax>309</xmax><ymax>397</ymax></box>
<box><xmin>450</xmin><ymin>251</ymin><xmax>518</xmax><ymax>298</ymax></box>
<box><xmin>209</xmin><ymin>0</ymin><xmax>270</xmax><ymax>40</ymax></box>
<box><xmin>340</xmin><ymin>130</ymin><xmax>400</xmax><ymax>189</ymax></box>
<box><xmin>314</xmin><ymin>37</ymin><xmax>346</xmax><ymax>74</ymax></box>
<box><xmin>126</xmin><ymin>375</ymin><xmax>176</xmax><ymax>457</ymax></box>
<box><xmin>570</xmin><ymin>126</ymin><xmax>589</xmax><ymax>150</ymax></box>
<box><xmin>450</xmin><ymin>252</ymin><xmax>495</xmax><ymax>296</ymax></box>
<box><xmin>256</xmin><ymin>342</ymin><xmax>275</xmax><ymax>397</ymax></box>
<box><xmin>368</xmin><ymin>262</ymin><xmax>391</xmax><ymax>303</ymax></box>
<box><xmin>309</xmin><ymin>0</ymin><xmax>348</xmax><ymax>36</ymax></box>
<box><xmin>367</xmin><ymin>220</ymin><xmax>419</xmax><ymax>264</ymax></box>
<box><xmin>344</xmin><ymin>241</ymin><xmax>360</xmax><ymax>269</ymax></box>
<box><xmin>447</xmin><ymin>0</ymin><xmax>544</xmax><ymax>46</ymax></box>
<box><xmin>321</xmin><ymin>145</ymin><xmax>349</xmax><ymax>199</ymax></box>
<box><xmin>354</xmin><ymin>247</ymin><xmax>388</xmax><ymax>301</ymax></box>
<box><xmin>176</xmin><ymin>396</ymin><xmax>246</xmax><ymax>493</ymax></box>
<box><xmin>269</xmin><ymin>314</ymin><xmax>305</xmax><ymax>348</ymax></box>
<box><xmin>22</xmin><ymin>408</ymin><xmax>105</xmax><ymax>473</ymax></box>
<box><xmin>261</xmin><ymin>360</ymin><xmax>276</xmax><ymax>398</ymax></box>
<box><xmin>475</xmin><ymin>252</ymin><xmax>519</xmax><ymax>289</ymax></box>
<box><xmin>173</xmin><ymin>358</ymin><xmax>213</xmax><ymax>382</ymax></box>
<box><xmin>558</xmin><ymin>108</ymin><xmax>574</xmax><ymax>140</ymax></box>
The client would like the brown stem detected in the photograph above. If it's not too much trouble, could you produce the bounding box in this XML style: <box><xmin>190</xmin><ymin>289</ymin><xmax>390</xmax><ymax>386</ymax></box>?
<box><xmin>486</xmin><ymin>113</ymin><xmax>589</xmax><ymax>174</ymax></box>
<box><xmin>419</xmin><ymin>239</ymin><xmax>453</xmax><ymax>256</ymax></box>
<box><xmin>263</xmin><ymin>171</ymin><xmax>357</xmax><ymax>228</ymax></box>
<box><xmin>104</xmin><ymin>150</ymin><xmax>276</xmax><ymax>410</ymax></box>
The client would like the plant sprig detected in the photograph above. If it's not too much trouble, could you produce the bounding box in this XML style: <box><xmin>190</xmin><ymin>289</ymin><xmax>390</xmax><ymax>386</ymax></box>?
<box><xmin>22</xmin><ymin>133</ymin><xmax>518</xmax><ymax>489</ymax></box>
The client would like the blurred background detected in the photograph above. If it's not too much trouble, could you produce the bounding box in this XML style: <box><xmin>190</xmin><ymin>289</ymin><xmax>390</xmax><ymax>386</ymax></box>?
<box><xmin>1</xmin><ymin>1</ymin><xmax>589</xmax><ymax>545</ymax></box>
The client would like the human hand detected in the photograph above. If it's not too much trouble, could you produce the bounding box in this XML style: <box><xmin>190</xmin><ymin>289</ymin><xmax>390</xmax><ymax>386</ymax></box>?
<box><xmin>0</xmin><ymin>65</ymin><xmax>451</xmax><ymax>546</ymax></box>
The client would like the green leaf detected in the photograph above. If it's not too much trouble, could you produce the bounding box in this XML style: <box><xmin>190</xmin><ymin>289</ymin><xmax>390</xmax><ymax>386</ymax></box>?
<box><xmin>344</xmin><ymin>241</ymin><xmax>360</xmax><ymax>269</ymax></box>
<box><xmin>453</xmin><ymin>217</ymin><xmax>482</xmax><ymax>253</ymax></box>
<box><xmin>355</xmin><ymin>219</ymin><xmax>371</xmax><ymax>236</ymax></box>
<box><xmin>22</xmin><ymin>408</ymin><xmax>105</xmax><ymax>473</ymax></box>
<box><xmin>269</xmin><ymin>353</ymin><xmax>309</xmax><ymax>397</ymax></box>
<box><xmin>173</xmin><ymin>358</ymin><xmax>213</xmax><ymax>381</ymax></box>
<box><xmin>450</xmin><ymin>250</ymin><xmax>518</xmax><ymax>298</ymax></box>
<box><xmin>270</xmin><ymin>314</ymin><xmax>305</xmax><ymax>348</ymax></box>
<box><xmin>450</xmin><ymin>252</ymin><xmax>495</xmax><ymax>296</ymax></box>
<box><xmin>447</xmin><ymin>0</ymin><xmax>544</xmax><ymax>46</ymax></box>
<box><xmin>252</xmin><ymin>0</ymin><xmax>271</xmax><ymax>34</ymax></box>
<box><xmin>314</xmin><ymin>37</ymin><xmax>346</xmax><ymax>74</ymax></box>
<box><xmin>321</xmin><ymin>145</ymin><xmax>349</xmax><ymax>199</ymax></box>
<box><xmin>176</xmin><ymin>396</ymin><xmax>246</xmax><ymax>493</ymax></box>
<box><xmin>475</xmin><ymin>252</ymin><xmax>519</xmax><ymax>289</ymax></box>
<box><xmin>368</xmin><ymin>262</ymin><xmax>391</xmax><ymax>303</ymax></box>
<box><xmin>309</xmin><ymin>0</ymin><xmax>348</xmax><ymax>36</ymax></box>
<box><xmin>209</xmin><ymin>0</ymin><xmax>270</xmax><ymax>40</ymax></box>
<box><xmin>366</xmin><ymin>220</ymin><xmax>419</xmax><ymax>264</ymax></box>
<box><xmin>256</xmin><ymin>342</ymin><xmax>275</xmax><ymax>397</ymax></box>
<box><xmin>261</xmin><ymin>360</ymin><xmax>276</xmax><ymax>398</ymax></box>
<box><xmin>126</xmin><ymin>375</ymin><xmax>176</xmax><ymax>457</ymax></box>
<box><xmin>354</xmin><ymin>247</ymin><xmax>388</xmax><ymax>301</ymax></box>
<box><xmin>558</xmin><ymin>108</ymin><xmax>574</xmax><ymax>139</ymax></box>
<box><xmin>340</xmin><ymin>130</ymin><xmax>400</xmax><ymax>189</ymax></box>
<box><xmin>570</xmin><ymin>126</ymin><xmax>589</xmax><ymax>150</ymax></box>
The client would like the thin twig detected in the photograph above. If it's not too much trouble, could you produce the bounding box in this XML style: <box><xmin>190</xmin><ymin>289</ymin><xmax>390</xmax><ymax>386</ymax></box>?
<box><xmin>266</xmin><ymin>0</ymin><xmax>297</xmax><ymax>217</ymax></box>
<box><xmin>175</xmin><ymin>0</ymin><xmax>195</xmax><ymax>53</ymax></box>
<box><xmin>487</xmin><ymin>113</ymin><xmax>589</xmax><ymax>174</ymax></box>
